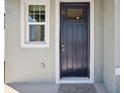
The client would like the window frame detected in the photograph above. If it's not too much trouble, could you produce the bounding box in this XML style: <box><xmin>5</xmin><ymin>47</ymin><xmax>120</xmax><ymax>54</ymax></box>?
<box><xmin>21</xmin><ymin>0</ymin><xmax>50</xmax><ymax>48</ymax></box>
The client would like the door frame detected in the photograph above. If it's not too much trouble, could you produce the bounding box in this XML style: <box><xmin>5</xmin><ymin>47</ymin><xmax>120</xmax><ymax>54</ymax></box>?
<box><xmin>55</xmin><ymin>0</ymin><xmax>94</xmax><ymax>83</ymax></box>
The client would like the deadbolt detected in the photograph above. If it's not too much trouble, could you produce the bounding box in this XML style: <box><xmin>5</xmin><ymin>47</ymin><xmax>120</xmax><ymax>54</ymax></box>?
<box><xmin>62</xmin><ymin>45</ymin><xmax>64</xmax><ymax>47</ymax></box>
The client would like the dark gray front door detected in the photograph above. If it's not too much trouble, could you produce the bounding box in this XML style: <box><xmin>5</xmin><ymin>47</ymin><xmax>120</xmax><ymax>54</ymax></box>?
<box><xmin>60</xmin><ymin>3</ymin><xmax>90</xmax><ymax>78</ymax></box>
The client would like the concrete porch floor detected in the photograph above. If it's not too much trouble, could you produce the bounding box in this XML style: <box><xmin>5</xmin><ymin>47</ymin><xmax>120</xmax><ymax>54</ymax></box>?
<box><xmin>5</xmin><ymin>83</ymin><xmax>108</xmax><ymax>93</ymax></box>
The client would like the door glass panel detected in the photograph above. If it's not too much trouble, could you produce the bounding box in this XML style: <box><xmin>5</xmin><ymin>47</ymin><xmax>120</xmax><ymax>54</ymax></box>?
<box><xmin>67</xmin><ymin>8</ymin><xmax>83</xmax><ymax>20</ymax></box>
<box><xmin>29</xmin><ymin>25</ymin><xmax>45</xmax><ymax>41</ymax></box>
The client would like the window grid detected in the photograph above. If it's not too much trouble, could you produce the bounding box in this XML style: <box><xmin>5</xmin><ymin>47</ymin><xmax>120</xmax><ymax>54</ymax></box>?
<box><xmin>28</xmin><ymin>5</ymin><xmax>45</xmax><ymax>42</ymax></box>
<box><xmin>21</xmin><ymin>0</ymin><xmax>50</xmax><ymax>48</ymax></box>
<box><xmin>28</xmin><ymin>5</ymin><xmax>45</xmax><ymax>22</ymax></box>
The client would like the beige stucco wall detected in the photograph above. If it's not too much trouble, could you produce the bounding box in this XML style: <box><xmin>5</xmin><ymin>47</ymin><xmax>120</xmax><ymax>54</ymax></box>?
<box><xmin>103</xmin><ymin>0</ymin><xmax>115</xmax><ymax>92</ymax></box>
<box><xmin>114</xmin><ymin>0</ymin><xmax>120</xmax><ymax>93</ymax></box>
<box><xmin>5</xmin><ymin>0</ymin><xmax>103</xmax><ymax>83</ymax></box>
<box><xmin>5</xmin><ymin>0</ymin><xmax>56</xmax><ymax>83</ymax></box>
<box><xmin>103</xmin><ymin>0</ymin><xmax>120</xmax><ymax>93</ymax></box>
<box><xmin>114</xmin><ymin>0</ymin><xmax>120</xmax><ymax>68</ymax></box>
<box><xmin>94</xmin><ymin>0</ymin><xmax>103</xmax><ymax>83</ymax></box>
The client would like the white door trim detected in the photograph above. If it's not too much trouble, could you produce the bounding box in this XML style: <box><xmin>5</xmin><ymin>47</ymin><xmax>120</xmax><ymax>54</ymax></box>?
<box><xmin>55</xmin><ymin>0</ymin><xmax>94</xmax><ymax>83</ymax></box>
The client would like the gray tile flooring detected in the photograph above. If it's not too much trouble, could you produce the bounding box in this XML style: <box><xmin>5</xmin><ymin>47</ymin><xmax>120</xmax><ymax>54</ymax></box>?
<box><xmin>94</xmin><ymin>83</ymin><xmax>108</xmax><ymax>93</ymax></box>
<box><xmin>6</xmin><ymin>83</ymin><xmax>108</xmax><ymax>93</ymax></box>
<box><xmin>58</xmin><ymin>84</ymin><xmax>97</xmax><ymax>93</ymax></box>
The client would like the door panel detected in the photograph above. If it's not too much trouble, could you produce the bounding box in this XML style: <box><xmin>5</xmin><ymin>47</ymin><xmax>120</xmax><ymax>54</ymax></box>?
<box><xmin>60</xmin><ymin>3</ymin><xmax>90</xmax><ymax>78</ymax></box>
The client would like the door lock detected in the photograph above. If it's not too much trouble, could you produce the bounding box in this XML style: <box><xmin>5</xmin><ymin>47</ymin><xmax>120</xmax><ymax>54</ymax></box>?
<box><xmin>62</xmin><ymin>49</ymin><xmax>64</xmax><ymax>51</ymax></box>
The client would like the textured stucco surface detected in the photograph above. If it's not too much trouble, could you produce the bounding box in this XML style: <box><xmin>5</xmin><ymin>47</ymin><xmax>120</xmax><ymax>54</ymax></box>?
<box><xmin>5</xmin><ymin>0</ymin><xmax>120</xmax><ymax>93</ymax></box>
<box><xmin>5</xmin><ymin>0</ymin><xmax>103</xmax><ymax>84</ymax></box>
<box><xmin>103</xmin><ymin>0</ymin><xmax>115</xmax><ymax>92</ymax></box>
<box><xmin>103</xmin><ymin>0</ymin><xmax>120</xmax><ymax>93</ymax></box>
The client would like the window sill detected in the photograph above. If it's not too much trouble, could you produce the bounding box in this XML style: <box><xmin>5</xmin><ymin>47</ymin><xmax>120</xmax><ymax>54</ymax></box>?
<box><xmin>21</xmin><ymin>43</ymin><xmax>49</xmax><ymax>48</ymax></box>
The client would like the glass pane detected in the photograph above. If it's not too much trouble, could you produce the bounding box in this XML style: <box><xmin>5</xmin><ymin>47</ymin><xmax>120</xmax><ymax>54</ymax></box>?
<box><xmin>39</xmin><ymin>13</ymin><xmax>45</xmax><ymax>22</ymax></box>
<box><xmin>34</xmin><ymin>5</ymin><xmax>39</xmax><ymax>14</ymax></box>
<box><xmin>28</xmin><ymin>5</ymin><xmax>45</xmax><ymax>22</ymax></box>
<box><xmin>29</xmin><ymin>5</ymin><xmax>34</xmax><ymax>13</ymax></box>
<box><xmin>39</xmin><ymin>5</ymin><xmax>45</xmax><ymax>22</ymax></box>
<box><xmin>29</xmin><ymin>25</ymin><xmax>45</xmax><ymax>41</ymax></box>
<box><xmin>29</xmin><ymin>13</ymin><xmax>34</xmax><ymax>22</ymax></box>
<box><xmin>34</xmin><ymin>14</ymin><xmax>39</xmax><ymax>22</ymax></box>
<box><xmin>67</xmin><ymin>8</ymin><xmax>83</xmax><ymax>20</ymax></box>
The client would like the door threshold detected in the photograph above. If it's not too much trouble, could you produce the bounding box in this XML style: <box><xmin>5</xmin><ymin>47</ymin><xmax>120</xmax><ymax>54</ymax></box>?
<box><xmin>58</xmin><ymin>77</ymin><xmax>93</xmax><ymax>84</ymax></box>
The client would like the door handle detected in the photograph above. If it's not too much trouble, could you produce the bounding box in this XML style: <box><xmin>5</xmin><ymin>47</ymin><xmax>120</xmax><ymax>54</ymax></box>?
<box><xmin>61</xmin><ymin>42</ymin><xmax>65</xmax><ymax>51</ymax></box>
<box><xmin>62</xmin><ymin>44</ymin><xmax>64</xmax><ymax>47</ymax></box>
